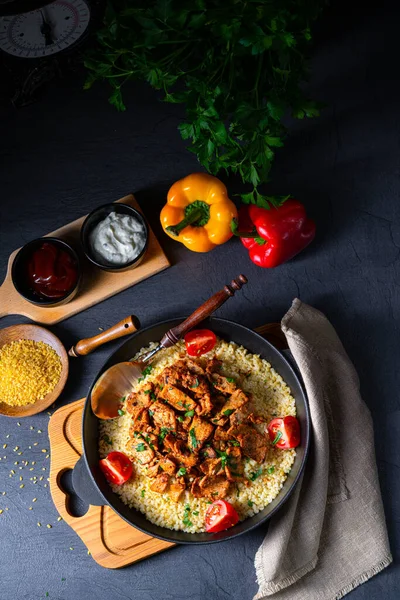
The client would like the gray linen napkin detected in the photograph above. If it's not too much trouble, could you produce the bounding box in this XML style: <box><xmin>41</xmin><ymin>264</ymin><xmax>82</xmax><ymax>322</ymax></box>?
<box><xmin>254</xmin><ymin>299</ymin><xmax>392</xmax><ymax>600</ymax></box>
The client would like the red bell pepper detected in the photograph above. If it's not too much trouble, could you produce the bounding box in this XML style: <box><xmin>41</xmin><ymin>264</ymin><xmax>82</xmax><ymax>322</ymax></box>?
<box><xmin>234</xmin><ymin>199</ymin><xmax>316</xmax><ymax>268</ymax></box>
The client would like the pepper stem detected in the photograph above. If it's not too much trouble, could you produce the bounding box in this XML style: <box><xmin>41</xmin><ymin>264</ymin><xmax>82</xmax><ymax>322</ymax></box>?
<box><xmin>166</xmin><ymin>208</ymin><xmax>203</xmax><ymax>237</ymax></box>
<box><xmin>166</xmin><ymin>200</ymin><xmax>210</xmax><ymax>237</ymax></box>
<box><xmin>230</xmin><ymin>218</ymin><xmax>267</xmax><ymax>245</ymax></box>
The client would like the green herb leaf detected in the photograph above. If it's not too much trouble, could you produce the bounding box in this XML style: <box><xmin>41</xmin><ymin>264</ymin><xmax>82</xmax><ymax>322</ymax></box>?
<box><xmin>267</xmin><ymin>466</ymin><xmax>275</xmax><ymax>474</ymax></box>
<box><xmin>136</xmin><ymin>443</ymin><xmax>146</xmax><ymax>452</ymax></box>
<box><xmin>119</xmin><ymin>396</ymin><xmax>126</xmax><ymax>402</ymax></box>
<box><xmin>177</xmin><ymin>467</ymin><xmax>187</xmax><ymax>477</ymax></box>
<box><xmin>272</xmin><ymin>430</ymin><xmax>283</xmax><ymax>446</ymax></box>
<box><xmin>185</xmin><ymin>409</ymin><xmax>195</xmax><ymax>418</ymax></box>
<box><xmin>141</xmin><ymin>365</ymin><xmax>153</xmax><ymax>378</ymax></box>
<box><xmin>190</xmin><ymin>378</ymin><xmax>200</xmax><ymax>388</ymax></box>
<box><xmin>226</xmin><ymin>377</ymin><xmax>236</xmax><ymax>383</ymax></box>
<box><xmin>84</xmin><ymin>2</ymin><xmax>323</xmax><ymax>205</ymax></box>
<box><xmin>141</xmin><ymin>489</ymin><xmax>145</xmax><ymax>498</ymax></box>
<box><xmin>118</xmin><ymin>409</ymin><xmax>125</xmax><ymax>417</ymax></box>
<box><xmin>189</xmin><ymin>429</ymin><xmax>198</xmax><ymax>448</ymax></box>
<box><xmin>229</xmin><ymin>440</ymin><xmax>240</xmax><ymax>447</ymax></box>
<box><xmin>159</xmin><ymin>427</ymin><xmax>171</xmax><ymax>442</ymax></box>
<box><xmin>177</xmin><ymin>416</ymin><xmax>184</xmax><ymax>422</ymax></box>
<box><xmin>248</xmin><ymin>500</ymin><xmax>254</xmax><ymax>507</ymax></box>
<box><xmin>215</xmin><ymin>449</ymin><xmax>228</xmax><ymax>468</ymax></box>
<box><xmin>192</xmin><ymin>510</ymin><xmax>199</xmax><ymax>516</ymax></box>
<box><xmin>102</xmin><ymin>434</ymin><xmax>113</xmax><ymax>446</ymax></box>
<box><xmin>249</xmin><ymin>467</ymin><xmax>263</xmax><ymax>481</ymax></box>
<box><xmin>223</xmin><ymin>409</ymin><xmax>234</xmax><ymax>417</ymax></box>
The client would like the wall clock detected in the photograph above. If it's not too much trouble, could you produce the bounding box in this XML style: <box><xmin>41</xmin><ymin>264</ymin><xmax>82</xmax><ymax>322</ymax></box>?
<box><xmin>0</xmin><ymin>0</ymin><xmax>91</xmax><ymax>58</ymax></box>
<box><xmin>0</xmin><ymin>0</ymin><xmax>104</xmax><ymax>106</ymax></box>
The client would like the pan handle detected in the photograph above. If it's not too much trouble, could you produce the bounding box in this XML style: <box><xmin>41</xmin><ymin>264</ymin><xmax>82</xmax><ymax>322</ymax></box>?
<box><xmin>72</xmin><ymin>456</ymin><xmax>105</xmax><ymax>507</ymax></box>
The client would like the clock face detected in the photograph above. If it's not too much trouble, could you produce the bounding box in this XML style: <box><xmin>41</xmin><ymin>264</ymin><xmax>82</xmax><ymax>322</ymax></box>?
<box><xmin>0</xmin><ymin>0</ymin><xmax>91</xmax><ymax>58</ymax></box>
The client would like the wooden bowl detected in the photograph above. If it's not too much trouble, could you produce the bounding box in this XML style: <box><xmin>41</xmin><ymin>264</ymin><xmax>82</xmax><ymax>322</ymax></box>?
<box><xmin>0</xmin><ymin>324</ymin><xmax>69</xmax><ymax>418</ymax></box>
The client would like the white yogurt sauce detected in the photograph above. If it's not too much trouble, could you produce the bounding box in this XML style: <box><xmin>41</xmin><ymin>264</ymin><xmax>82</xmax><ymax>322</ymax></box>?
<box><xmin>89</xmin><ymin>211</ymin><xmax>146</xmax><ymax>265</ymax></box>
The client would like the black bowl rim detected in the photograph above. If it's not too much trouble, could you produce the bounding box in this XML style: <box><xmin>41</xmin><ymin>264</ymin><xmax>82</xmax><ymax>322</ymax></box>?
<box><xmin>80</xmin><ymin>203</ymin><xmax>149</xmax><ymax>271</ymax></box>
<box><xmin>82</xmin><ymin>316</ymin><xmax>310</xmax><ymax>545</ymax></box>
<box><xmin>11</xmin><ymin>236</ymin><xmax>81</xmax><ymax>306</ymax></box>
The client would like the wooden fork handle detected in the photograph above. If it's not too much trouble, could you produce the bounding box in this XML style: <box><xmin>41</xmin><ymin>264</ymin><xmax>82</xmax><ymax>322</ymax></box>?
<box><xmin>68</xmin><ymin>315</ymin><xmax>139</xmax><ymax>357</ymax></box>
<box><xmin>160</xmin><ymin>274</ymin><xmax>248</xmax><ymax>348</ymax></box>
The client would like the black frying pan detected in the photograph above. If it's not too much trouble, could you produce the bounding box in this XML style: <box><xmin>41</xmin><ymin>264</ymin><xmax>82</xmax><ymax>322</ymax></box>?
<box><xmin>72</xmin><ymin>317</ymin><xmax>310</xmax><ymax>544</ymax></box>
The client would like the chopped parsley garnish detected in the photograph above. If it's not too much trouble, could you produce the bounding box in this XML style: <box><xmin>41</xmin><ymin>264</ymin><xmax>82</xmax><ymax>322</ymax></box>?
<box><xmin>177</xmin><ymin>467</ymin><xmax>187</xmax><ymax>477</ymax></box>
<box><xmin>229</xmin><ymin>440</ymin><xmax>240</xmax><ymax>447</ymax></box>
<box><xmin>119</xmin><ymin>396</ymin><xmax>126</xmax><ymax>402</ymax></box>
<box><xmin>267</xmin><ymin>466</ymin><xmax>275</xmax><ymax>474</ymax></box>
<box><xmin>158</xmin><ymin>427</ymin><xmax>171</xmax><ymax>442</ymax></box>
<box><xmin>148</xmin><ymin>410</ymin><xmax>154</xmax><ymax>417</ymax></box>
<box><xmin>183</xmin><ymin>505</ymin><xmax>192</xmax><ymax>527</ymax></box>
<box><xmin>136</xmin><ymin>443</ymin><xmax>146</xmax><ymax>452</ymax></box>
<box><xmin>215</xmin><ymin>449</ymin><xmax>228</xmax><ymax>468</ymax></box>
<box><xmin>211</xmin><ymin>491</ymin><xmax>219</xmax><ymax>496</ymax></box>
<box><xmin>143</xmin><ymin>434</ymin><xmax>155</xmax><ymax>449</ymax></box>
<box><xmin>118</xmin><ymin>409</ymin><xmax>125</xmax><ymax>417</ymax></box>
<box><xmin>150</xmin><ymin>392</ymin><xmax>156</xmax><ymax>400</ymax></box>
<box><xmin>190</xmin><ymin>378</ymin><xmax>200</xmax><ymax>388</ymax></box>
<box><xmin>206</xmin><ymin>500</ymin><xmax>212</xmax><ymax>504</ymax></box>
<box><xmin>249</xmin><ymin>467</ymin><xmax>263</xmax><ymax>481</ymax></box>
<box><xmin>185</xmin><ymin>409</ymin><xmax>195</xmax><ymax>418</ymax></box>
<box><xmin>141</xmin><ymin>489</ymin><xmax>145</xmax><ymax>498</ymax></box>
<box><xmin>144</xmin><ymin>389</ymin><xmax>151</xmax><ymax>394</ymax></box>
<box><xmin>177</xmin><ymin>416</ymin><xmax>184</xmax><ymax>422</ymax></box>
<box><xmin>226</xmin><ymin>377</ymin><xmax>236</xmax><ymax>383</ymax></box>
<box><xmin>272</xmin><ymin>430</ymin><xmax>283</xmax><ymax>446</ymax></box>
<box><xmin>223</xmin><ymin>409</ymin><xmax>234</xmax><ymax>417</ymax></box>
<box><xmin>102</xmin><ymin>434</ymin><xmax>112</xmax><ymax>446</ymax></box>
<box><xmin>189</xmin><ymin>429</ymin><xmax>198</xmax><ymax>448</ymax></box>
<box><xmin>138</xmin><ymin>365</ymin><xmax>153</xmax><ymax>382</ymax></box>
<box><xmin>159</xmin><ymin>385</ymin><xmax>164</xmax><ymax>390</ymax></box>
<box><xmin>248</xmin><ymin>500</ymin><xmax>254</xmax><ymax>507</ymax></box>
<box><xmin>192</xmin><ymin>510</ymin><xmax>199</xmax><ymax>516</ymax></box>
<box><xmin>177</xmin><ymin>401</ymin><xmax>183</xmax><ymax>406</ymax></box>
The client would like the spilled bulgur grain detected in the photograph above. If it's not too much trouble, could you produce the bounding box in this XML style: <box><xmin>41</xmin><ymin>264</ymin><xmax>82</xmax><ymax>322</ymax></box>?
<box><xmin>0</xmin><ymin>340</ymin><xmax>61</xmax><ymax>406</ymax></box>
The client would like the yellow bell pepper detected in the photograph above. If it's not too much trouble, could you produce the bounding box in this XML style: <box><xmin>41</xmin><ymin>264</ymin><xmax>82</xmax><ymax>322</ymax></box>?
<box><xmin>160</xmin><ymin>173</ymin><xmax>238</xmax><ymax>253</ymax></box>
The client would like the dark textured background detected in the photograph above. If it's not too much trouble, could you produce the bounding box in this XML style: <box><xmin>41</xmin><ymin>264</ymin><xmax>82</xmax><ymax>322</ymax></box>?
<box><xmin>0</xmin><ymin>1</ymin><xmax>399</xmax><ymax>599</ymax></box>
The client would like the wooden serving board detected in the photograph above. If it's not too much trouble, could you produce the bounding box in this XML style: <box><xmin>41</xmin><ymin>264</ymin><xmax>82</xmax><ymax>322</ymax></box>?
<box><xmin>48</xmin><ymin>323</ymin><xmax>287</xmax><ymax>569</ymax></box>
<box><xmin>0</xmin><ymin>195</ymin><xmax>170</xmax><ymax>325</ymax></box>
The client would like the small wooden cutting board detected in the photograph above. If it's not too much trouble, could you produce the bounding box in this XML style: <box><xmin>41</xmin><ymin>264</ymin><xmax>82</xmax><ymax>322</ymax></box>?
<box><xmin>0</xmin><ymin>195</ymin><xmax>170</xmax><ymax>325</ymax></box>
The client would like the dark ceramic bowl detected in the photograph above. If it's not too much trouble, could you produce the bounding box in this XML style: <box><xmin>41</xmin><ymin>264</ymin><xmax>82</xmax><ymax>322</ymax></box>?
<box><xmin>80</xmin><ymin>203</ymin><xmax>149</xmax><ymax>272</ymax></box>
<box><xmin>73</xmin><ymin>317</ymin><xmax>310</xmax><ymax>545</ymax></box>
<box><xmin>11</xmin><ymin>237</ymin><xmax>81</xmax><ymax>307</ymax></box>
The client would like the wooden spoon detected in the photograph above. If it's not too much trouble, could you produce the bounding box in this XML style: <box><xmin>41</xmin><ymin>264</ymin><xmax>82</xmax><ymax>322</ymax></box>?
<box><xmin>91</xmin><ymin>274</ymin><xmax>248</xmax><ymax>420</ymax></box>
<box><xmin>68</xmin><ymin>315</ymin><xmax>139</xmax><ymax>357</ymax></box>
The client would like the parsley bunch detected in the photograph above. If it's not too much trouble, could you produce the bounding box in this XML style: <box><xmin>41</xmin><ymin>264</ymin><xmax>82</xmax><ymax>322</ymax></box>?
<box><xmin>84</xmin><ymin>0</ymin><xmax>324</xmax><ymax>207</ymax></box>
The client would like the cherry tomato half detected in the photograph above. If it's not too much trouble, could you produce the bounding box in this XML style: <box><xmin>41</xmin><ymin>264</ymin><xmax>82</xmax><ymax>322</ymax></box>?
<box><xmin>99</xmin><ymin>451</ymin><xmax>133</xmax><ymax>485</ymax></box>
<box><xmin>205</xmin><ymin>499</ymin><xmax>239</xmax><ymax>533</ymax></box>
<box><xmin>267</xmin><ymin>416</ymin><xmax>300</xmax><ymax>449</ymax></box>
<box><xmin>184</xmin><ymin>329</ymin><xmax>217</xmax><ymax>357</ymax></box>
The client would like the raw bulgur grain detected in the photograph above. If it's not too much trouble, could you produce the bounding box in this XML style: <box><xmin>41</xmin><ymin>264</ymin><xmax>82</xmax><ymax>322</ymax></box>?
<box><xmin>0</xmin><ymin>340</ymin><xmax>61</xmax><ymax>406</ymax></box>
